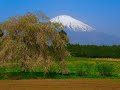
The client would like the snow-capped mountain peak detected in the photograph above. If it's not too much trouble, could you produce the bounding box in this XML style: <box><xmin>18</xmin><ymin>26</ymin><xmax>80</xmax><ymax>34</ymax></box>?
<box><xmin>50</xmin><ymin>15</ymin><xmax>95</xmax><ymax>32</ymax></box>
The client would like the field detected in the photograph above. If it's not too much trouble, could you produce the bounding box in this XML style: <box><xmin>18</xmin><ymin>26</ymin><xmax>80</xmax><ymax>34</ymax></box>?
<box><xmin>0</xmin><ymin>57</ymin><xmax>120</xmax><ymax>79</ymax></box>
<box><xmin>0</xmin><ymin>57</ymin><xmax>120</xmax><ymax>90</ymax></box>
<box><xmin>0</xmin><ymin>79</ymin><xmax>120</xmax><ymax>90</ymax></box>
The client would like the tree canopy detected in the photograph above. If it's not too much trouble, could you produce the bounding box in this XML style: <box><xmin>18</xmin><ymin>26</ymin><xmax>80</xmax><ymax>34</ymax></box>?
<box><xmin>0</xmin><ymin>12</ymin><xmax>69</xmax><ymax>73</ymax></box>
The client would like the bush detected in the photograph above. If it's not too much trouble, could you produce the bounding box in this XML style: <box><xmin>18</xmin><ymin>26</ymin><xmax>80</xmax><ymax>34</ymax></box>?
<box><xmin>77</xmin><ymin>63</ymin><xmax>92</xmax><ymax>76</ymax></box>
<box><xmin>0</xmin><ymin>66</ymin><xmax>6</xmax><ymax>77</ymax></box>
<box><xmin>97</xmin><ymin>63</ymin><xmax>114</xmax><ymax>76</ymax></box>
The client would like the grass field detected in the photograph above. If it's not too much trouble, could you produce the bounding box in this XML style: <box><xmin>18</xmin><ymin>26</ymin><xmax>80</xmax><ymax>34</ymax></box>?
<box><xmin>0</xmin><ymin>57</ymin><xmax>120</xmax><ymax>80</ymax></box>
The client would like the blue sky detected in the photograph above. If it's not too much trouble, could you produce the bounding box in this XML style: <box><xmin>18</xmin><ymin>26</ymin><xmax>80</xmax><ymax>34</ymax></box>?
<box><xmin>0</xmin><ymin>0</ymin><xmax>120</xmax><ymax>36</ymax></box>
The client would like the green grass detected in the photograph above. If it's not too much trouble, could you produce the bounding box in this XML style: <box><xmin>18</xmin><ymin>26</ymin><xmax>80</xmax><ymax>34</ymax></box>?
<box><xmin>66</xmin><ymin>57</ymin><xmax>120</xmax><ymax>75</ymax></box>
<box><xmin>0</xmin><ymin>57</ymin><xmax>120</xmax><ymax>80</ymax></box>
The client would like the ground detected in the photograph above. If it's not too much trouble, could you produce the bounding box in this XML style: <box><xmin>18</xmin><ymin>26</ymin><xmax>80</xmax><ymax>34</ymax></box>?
<box><xmin>0</xmin><ymin>79</ymin><xmax>120</xmax><ymax>90</ymax></box>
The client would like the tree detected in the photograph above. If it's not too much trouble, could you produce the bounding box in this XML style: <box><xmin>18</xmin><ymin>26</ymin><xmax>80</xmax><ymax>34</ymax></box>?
<box><xmin>0</xmin><ymin>12</ymin><xmax>69</xmax><ymax>73</ymax></box>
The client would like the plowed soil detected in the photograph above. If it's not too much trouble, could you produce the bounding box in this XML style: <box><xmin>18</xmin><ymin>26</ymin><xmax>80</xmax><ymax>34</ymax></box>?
<box><xmin>0</xmin><ymin>79</ymin><xmax>120</xmax><ymax>90</ymax></box>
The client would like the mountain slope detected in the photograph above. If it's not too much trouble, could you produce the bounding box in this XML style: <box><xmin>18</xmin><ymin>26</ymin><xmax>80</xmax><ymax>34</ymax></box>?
<box><xmin>66</xmin><ymin>30</ymin><xmax>120</xmax><ymax>45</ymax></box>
<box><xmin>51</xmin><ymin>15</ymin><xmax>120</xmax><ymax>45</ymax></box>
<box><xmin>50</xmin><ymin>15</ymin><xmax>94</xmax><ymax>32</ymax></box>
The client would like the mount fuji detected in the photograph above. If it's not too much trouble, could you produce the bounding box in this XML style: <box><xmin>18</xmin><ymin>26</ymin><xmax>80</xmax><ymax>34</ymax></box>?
<box><xmin>51</xmin><ymin>15</ymin><xmax>120</xmax><ymax>45</ymax></box>
<box><xmin>50</xmin><ymin>15</ymin><xmax>94</xmax><ymax>32</ymax></box>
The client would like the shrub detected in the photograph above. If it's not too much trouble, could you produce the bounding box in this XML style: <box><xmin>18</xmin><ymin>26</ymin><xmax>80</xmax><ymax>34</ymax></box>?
<box><xmin>0</xmin><ymin>66</ymin><xmax>6</xmax><ymax>77</ymax></box>
<box><xmin>77</xmin><ymin>63</ymin><xmax>92</xmax><ymax>76</ymax></box>
<box><xmin>97</xmin><ymin>63</ymin><xmax>114</xmax><ymax>76</ymax></box>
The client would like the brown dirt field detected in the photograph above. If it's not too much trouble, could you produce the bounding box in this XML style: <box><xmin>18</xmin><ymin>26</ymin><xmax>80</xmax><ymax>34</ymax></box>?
<box><xmin>0</xmin><ymin>79</ymin><xmax>120</xmax><ymax>90</ymax></box>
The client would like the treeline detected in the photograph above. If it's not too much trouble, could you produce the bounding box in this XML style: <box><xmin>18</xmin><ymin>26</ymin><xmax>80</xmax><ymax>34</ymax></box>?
<box><xmin>67</xmin><ymin>43</ymin><xmax>120</xmax><ymax>58</ymax></box>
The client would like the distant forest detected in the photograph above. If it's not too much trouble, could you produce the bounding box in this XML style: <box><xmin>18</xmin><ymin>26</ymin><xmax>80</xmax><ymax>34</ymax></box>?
<box><xmin>67</xmin><ymin>43</ymin><xmax>120</xmax><ymax>58</ymax></box>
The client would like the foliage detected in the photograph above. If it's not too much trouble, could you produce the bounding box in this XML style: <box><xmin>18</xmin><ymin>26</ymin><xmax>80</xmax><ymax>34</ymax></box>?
<box><xmin>0</xmin><ymin>66</ymin><xmax>6</xmax><ymax>77</ymax></box>
<box><xmin>77</xmin><ymin>63</ymin><xmax>92</xmax><ymax>76</ymax></box>
<box><xmin>67</xmin><ymin>43</ymin><xmax>120</xmax><ymax>58</ymax></box>
<box><xmin>0</xmin><ymin>29</ymin><xmax>3</xmax><ymax>37</ymax></box>
<box><xmin>66</xmin><ymin>57</ymin><xmax>120</xmax><ymax>77</ymax></box>
<box><xmin>97</xmin><ymin>63</ymin><xmax>114</xmax><ymax>76</ymax></box>
<box><xmin>0</xmin><ymin>57</ymin><xmax>120</xmax><ymax>79</ymax></box>
<box><xmin>0</xmin><ymin>12</ymin><xmax>69</xmax><ymax>73</ymax></box>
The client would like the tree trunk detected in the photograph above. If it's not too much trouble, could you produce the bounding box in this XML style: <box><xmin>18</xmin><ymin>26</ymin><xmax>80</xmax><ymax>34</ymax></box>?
<box><xmin>21</xmin><ymin>49</ymin><xmax>28</xmax><ymax>72</ymax></box>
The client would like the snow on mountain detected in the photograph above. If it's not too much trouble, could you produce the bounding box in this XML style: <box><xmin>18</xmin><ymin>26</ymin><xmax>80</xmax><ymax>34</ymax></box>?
<box><xmin>50</xmin><ymin>15</ymin><xmax>120</xmax><ymax>45</ymax></box>
<box><xmin>50</xmin><ymin>15</ymin><xmax>95</xmax><ymax>32</ymax></box>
